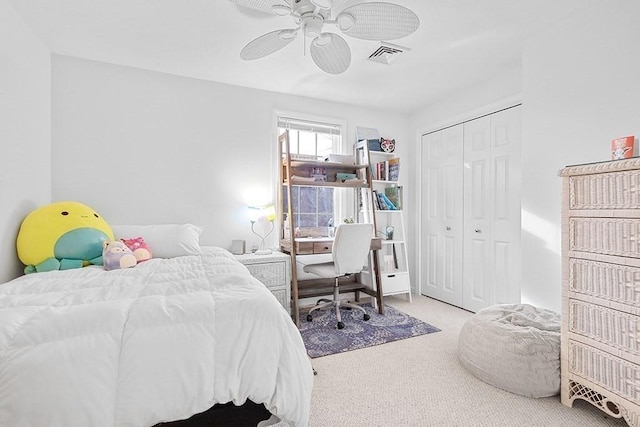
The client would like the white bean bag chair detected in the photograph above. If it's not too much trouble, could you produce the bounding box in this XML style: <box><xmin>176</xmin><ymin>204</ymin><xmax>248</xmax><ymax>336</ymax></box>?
<box><xmin>457</xmin><ymin>304</ymin><xmax>561</xmax><ymax>398</ymax></box>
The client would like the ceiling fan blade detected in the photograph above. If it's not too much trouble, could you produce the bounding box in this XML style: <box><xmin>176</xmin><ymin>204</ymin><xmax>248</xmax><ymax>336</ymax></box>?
<box><xmin>228</xmin><ymin>0</ymin><xmax>290</xmax><ymax>15</ymax></box>
<box><xmin>337</xmin><ymin>2</ymin><xmax>419</xmax><ymax>41</ymax></box>
<box><xmin>310</xmin><ymin>33</ymin><xmax>351</xmax><ymax>74</ymax></box>
<box><xmin>240</xmin><ymin>29</ymin><xmax>298</xmax><ymax>60</ymax></box>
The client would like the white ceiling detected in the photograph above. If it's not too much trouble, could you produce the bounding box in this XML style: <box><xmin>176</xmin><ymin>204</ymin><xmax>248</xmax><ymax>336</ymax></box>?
<box><xmin>10</xmin><ymin>0</ymin><xmax>588</xmax><ymax>114</ymax></box>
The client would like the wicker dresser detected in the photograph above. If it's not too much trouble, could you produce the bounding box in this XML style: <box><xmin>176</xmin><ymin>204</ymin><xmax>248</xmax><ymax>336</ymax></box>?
<box><xmin>560</xmin><ymin>158</ymin><xmax>640</xmax><ymax>426</ymax></box>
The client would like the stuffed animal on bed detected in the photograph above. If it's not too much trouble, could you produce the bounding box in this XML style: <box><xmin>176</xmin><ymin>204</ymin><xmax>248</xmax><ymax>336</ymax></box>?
<box><xmin>17</xmin><ymin>201</ymin><xmax>114</xmax><ymax>274</ymax></box>
<box><xmin>120</xmin><ymin>237</ymin><xmax>152</xmax><ymax>263</ymax></box>
<box><xmin>102</xmin><ymin>241</ymin><xmax>137</xmax><ymax>271</ymax></box>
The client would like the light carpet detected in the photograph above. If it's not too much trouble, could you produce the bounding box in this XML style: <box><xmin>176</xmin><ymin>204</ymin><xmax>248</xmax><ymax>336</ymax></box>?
<box><xmin>274</xmin><ymin>296</ymin><xmax>628</xmax><ymax>427</ymax></box>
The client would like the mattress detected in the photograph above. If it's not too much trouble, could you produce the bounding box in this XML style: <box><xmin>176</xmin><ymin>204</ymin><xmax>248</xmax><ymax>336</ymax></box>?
<box><xmin>0</xmin><ymin>247</ymin><xmax>313</xmax><ymax>426</ymax></box>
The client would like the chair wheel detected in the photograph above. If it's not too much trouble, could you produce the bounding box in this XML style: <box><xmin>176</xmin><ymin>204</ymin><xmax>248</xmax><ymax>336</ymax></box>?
<box><xmin>337</xmin><ymin>321</ymin><xmax>345</xmax><ymax>329</ymax></box>
<box><xmin>363</xmin><ymin>313</ymin><xmax>371</xmax><ymax>321</ymax></box>
<box><xmin>306</xmin><ymin>314</ymin><xmax>313</xmax><ymax>322</ymax></box>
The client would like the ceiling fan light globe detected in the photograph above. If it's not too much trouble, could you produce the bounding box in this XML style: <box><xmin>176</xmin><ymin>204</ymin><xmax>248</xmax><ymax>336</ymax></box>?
<box><xmin>336</xmin><ymin>13</ymin><xmax>355</xmax><ymax>31</ymax></box>
<box><xmin>271</xmin><ymin>5</ymin><xmax>291</xmax><ymax>16</ymax></box>
<box><xmin>313</xmin><ymin>34</ymin><xmax>331</xmax><ymax>47</ymax></box>
<box><xmin>279</xmin><ymin>29</ymin><xmax>297</xmax><ymax>40</ymax></box>
<box><xmin>306</xmin><ymin>27</ymin><xmax>321</xmax><ymax>38</ymax></box>
<box><xmin>303</xmin><ymin>15</ymin><xmax>324</xmax><ymax>38</ymax></box>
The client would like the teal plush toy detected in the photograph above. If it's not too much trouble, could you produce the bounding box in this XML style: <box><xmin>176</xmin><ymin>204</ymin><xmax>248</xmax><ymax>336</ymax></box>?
<box><xmin>16</xmin><ymin>201</ymin><xmax>114</xmax><ymax>274</ymax></box>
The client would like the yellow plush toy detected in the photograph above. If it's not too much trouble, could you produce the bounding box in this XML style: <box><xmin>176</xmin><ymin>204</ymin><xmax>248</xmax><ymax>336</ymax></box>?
<box><xmin>16</xmin><ymin>201</ymin><xmax>114</xmax><ymax>274</ymax></box>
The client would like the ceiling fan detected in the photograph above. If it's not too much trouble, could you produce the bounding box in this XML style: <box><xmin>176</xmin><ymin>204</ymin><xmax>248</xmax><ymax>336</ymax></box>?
<box><xmin>228</xmin><ymin>0</ymin><xmax>420</xmax><ymax>74</ymax></box>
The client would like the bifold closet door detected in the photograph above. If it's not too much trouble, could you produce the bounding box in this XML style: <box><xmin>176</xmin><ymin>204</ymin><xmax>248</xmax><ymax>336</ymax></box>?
<box><xmin>420</xmin><ymin>125</ymin><xmax>463</xmax><ymax>307</ymax></box>
<box><xmin>462</xmin><ymin>107</ymin><xmax>521</xmax><ymax>312</ymax></box>
<box><xmin>462</xmin><ymin>116</ymin><xmax>491</xmax><ymax>312</ymax></box>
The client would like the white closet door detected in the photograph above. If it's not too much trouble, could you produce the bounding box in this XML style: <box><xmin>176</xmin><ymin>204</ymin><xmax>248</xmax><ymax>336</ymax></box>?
<box><xmin>490</xmin><ymin>107</ymin><xmax>522</xmax><ymax>305</ymax></box>
<box><xmin>462</xmin><ymin>116</ymin><xmax>492</xmax><ymax>312</ymax></box>
<box><xmin>463</xmin><ymin>107</ymin><xmax>521</xmax><ymax>312</ymax></box>
<box><xmin>420</xmin><ymin>125</ymin><xmax>463</xmax><ymax>307</ymax></box>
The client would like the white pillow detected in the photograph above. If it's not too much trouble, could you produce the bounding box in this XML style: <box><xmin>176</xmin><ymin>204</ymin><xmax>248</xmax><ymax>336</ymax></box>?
<box><xmin>111</xmin><ymin>224</ymin><xmax>203</xmax><ymax>258</ymax></box>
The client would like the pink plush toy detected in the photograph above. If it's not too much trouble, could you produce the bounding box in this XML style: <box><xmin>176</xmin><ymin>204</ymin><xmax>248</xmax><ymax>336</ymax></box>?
<box><xmin>102</xmin><ymin>241</ymin><xmax>137</xmax><ymax>271</ymax></box>
<box><xmin>120</xmin><ymin>237</ymin><xmax>152</xmax><ymax>263</ymax></box>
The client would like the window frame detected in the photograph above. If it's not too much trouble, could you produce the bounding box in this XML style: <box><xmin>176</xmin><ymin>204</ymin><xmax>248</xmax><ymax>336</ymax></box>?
<box><xmin>273</xmin><ymin>111</ymin><xmax>348</xmax><ymax>237</ymax></box>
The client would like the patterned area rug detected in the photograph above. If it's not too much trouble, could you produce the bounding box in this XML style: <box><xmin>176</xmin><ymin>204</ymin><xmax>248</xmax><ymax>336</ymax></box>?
<box><xmin>300</xmin><ymin>303</ymin><xmax>440</xmax><ymax>358</ymax></box>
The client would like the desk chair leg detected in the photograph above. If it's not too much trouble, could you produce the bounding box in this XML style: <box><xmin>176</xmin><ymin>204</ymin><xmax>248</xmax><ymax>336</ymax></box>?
<box><xmin>340</xmin><ymin>301</ymin><xmax>370</xmax><ymax>320</ymax></box>
<box><xmin>334</xmin><ymin>277</ymin><xmax>371</xmax><ymax>325</ymax></box>
<box><xmin>332</xmin><ymin>278</ymin><xmax>345</xmax><ymax>329</ymax></box>
<box><xmin>306</xmin><ymin>277</ymin><xmax>371</xmax><ymax>329</ymax></box>
<box><xmin>307</xmin><ymin>301</ymin><xmax>334</xmax><ymax>318</ymax></box>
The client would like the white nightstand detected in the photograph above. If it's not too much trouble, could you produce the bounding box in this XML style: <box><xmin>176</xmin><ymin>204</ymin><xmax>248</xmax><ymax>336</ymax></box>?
<box><xmin>235</xmin><ymin>251</ymin><xmax>291</xmax><ymax>315</ymax></box>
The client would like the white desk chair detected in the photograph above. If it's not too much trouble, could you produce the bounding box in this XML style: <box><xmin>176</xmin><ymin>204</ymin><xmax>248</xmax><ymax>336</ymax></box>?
<box><xmin>303</xmin><ymin>223</ymin><xmax>373</xmax><ymax>329</ymax></box>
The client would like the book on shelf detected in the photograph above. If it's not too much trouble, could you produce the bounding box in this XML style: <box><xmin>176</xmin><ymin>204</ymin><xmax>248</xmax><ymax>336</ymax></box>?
<box><xmin>384</xmin><ymin>186</ymin><xmax>403</xmax><ymax>210</ymax></box>
<box><xmin>371</xmin><ymin>190</ymin><xmax>382</xmax><ymax>209</ymax></box>
<box><xmin>373</xmin><ymin>190</ymin><xmax>388</xmax><ymax>210</ymax></box>
<box><xmin>611</xmin><ymin>135</ymin><xmax>635</xmax><ymax>160</ymax></box>
<box><xmin>370</xmin><ymin>158</ymin><xmax>399</xmax><ymax>181</ymax></box>
<box><xmin>388</xmin><ymin>158</ymin><xmax>400</xmax><ymax>181</ymax></box>
<box><xmin>378</xmin><ymin>192</ymin><xmax>397</xmax><ymax>210</ymax></box>
<box><xmin>375</xmin><ymin>161</ymin><xmax>388</xmax><ymax>180</ymax></box>
<box><xmin>377</xmin><ymin>191</ymin><xmax>388</xmax><ymax>210</ymax></box>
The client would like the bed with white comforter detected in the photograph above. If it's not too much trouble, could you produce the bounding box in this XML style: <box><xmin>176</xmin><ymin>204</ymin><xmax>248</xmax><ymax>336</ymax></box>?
<box><xmin>0</xmin><ymin>247</ymin><xmax>313</xmax><ymax>426</ymax></box>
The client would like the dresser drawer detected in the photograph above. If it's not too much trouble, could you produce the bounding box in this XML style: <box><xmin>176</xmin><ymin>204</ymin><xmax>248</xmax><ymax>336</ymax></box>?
<box><xmin>381</xmin><ymin>272</ymin><xmax>410</xmax><ymax>294</ymax></box>
<box><xmin>280</xmin><ymin>240</ymin><xmax>314</xmax><ymax>255</ymax></box>
<box><xmin>569</xmin><ymin>258</ymin><xmax>640</xmax><ymax>308</ymax></box>
<box><xmin>569</xmin><ymin>299</ymin><xmax>640</xmax><ymax>357</ymax></box>
<box><xmin>313</xmin><ymin>241</ymin><xmax>332</xmax><ymax>254</ymax></box>
<box><xmin>269</xmin><ymin>288</ymin><xmax>290</xmax><ymax>313</ymax></box>
<box><xmin>568</xmin><ymin>340</ymin><xmax>640</xmax><ymax>406</ymax></box>
<box><xmin>235</xmin><ymin>252</ymin><xmax>291</xmax><ymax>315</ymax></box>
<box><xmin>569</xmin><ymin>169</ymin><xmax>640</xmax><ymax>210</ymax></box>
<box><xmin>569</xmin><ymin>217</ymin><xmax>640</xmax><ymax>258</ymax></box>
<box><xmin>245</xmin><ymin>262</ymin><xmax>287</xmax><ymax>288</ymax></box>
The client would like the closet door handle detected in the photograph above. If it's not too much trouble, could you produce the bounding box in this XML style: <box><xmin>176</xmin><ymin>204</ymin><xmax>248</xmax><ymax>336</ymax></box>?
<box><xmin>446</xmin><ymin>226</ymin><xmax>451</xmax><ymax>231</ymax></box>
<box><xmin>474</xmin><ymin>229</ymin><xmax>482</xmax><ymax>233</ymax></box>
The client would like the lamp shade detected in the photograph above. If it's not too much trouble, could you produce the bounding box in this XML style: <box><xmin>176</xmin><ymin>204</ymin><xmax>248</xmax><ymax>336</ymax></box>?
<box><xmin>263</xmin><ymin>205</ymin><xmax>276</xmax><ymax>221</ymax></box>
<box><xmin>248</xmin><ymin>206</ymin><xmax>261</xmax><ymax>222</ymax></box>
<box><xmin>248</xmin><ymin>205</ymin><xmax>276</xmax><ymax>222</ymax></box>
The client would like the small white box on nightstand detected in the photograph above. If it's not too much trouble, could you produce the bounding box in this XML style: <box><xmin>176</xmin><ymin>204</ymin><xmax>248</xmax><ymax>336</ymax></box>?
<box><xmin>231</xmin><ymin>240</ymin><xmax>245</xmax><ymax>255</ymax></box>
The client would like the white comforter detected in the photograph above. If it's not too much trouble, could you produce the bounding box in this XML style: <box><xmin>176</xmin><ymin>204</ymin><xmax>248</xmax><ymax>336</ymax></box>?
<box><xmin>0</xmin><ymin>248</ymin><xmax>313</xmax><ymax>427</ymax></box>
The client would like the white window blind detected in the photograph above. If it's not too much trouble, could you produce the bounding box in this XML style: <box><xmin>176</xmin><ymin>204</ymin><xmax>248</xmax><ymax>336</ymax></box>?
<box><xmin>278</xmin><ymin>117</ymin><xmax>341</xmax><ymax>136</ymax></box>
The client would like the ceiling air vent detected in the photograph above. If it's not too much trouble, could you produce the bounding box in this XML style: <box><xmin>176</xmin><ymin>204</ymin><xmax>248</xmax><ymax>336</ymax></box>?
<box><xmin>367</xmin><ymin>42</ymin><xmax>410</xmax><ymax>65</ymax></box>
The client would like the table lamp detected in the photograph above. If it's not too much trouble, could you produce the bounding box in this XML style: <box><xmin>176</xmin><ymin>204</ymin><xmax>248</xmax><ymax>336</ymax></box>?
<box><xmin>248</xmin><ymin>204</ymin><xmax>276</xmax><ymax>255</ymax></box>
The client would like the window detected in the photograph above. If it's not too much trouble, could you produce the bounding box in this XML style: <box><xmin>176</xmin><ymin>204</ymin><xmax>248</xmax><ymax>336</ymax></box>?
<box><xmin>278</xmin><ymin>116</ymin><xmax>342</xmax><ymax>232</ymax></box>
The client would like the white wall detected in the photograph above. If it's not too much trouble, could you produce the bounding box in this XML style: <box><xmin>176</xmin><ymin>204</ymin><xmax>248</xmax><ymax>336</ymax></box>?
<box><xmin>51</xmin><ymin>56</ymin><xmax>409</xmax><ymax>257</ymax></box>
<box><xmin>0</xmin><ymin>0</ymin><xmax>51</xmax><ymax>282</ymax></box>
<box><xmin>521</xmin><ymin>0</ymin><xmax>640</xmax><ymax>312</ymax></box>
<box><xmin>409</xmin><ymin>67</ymin><xmax>522</xmax><ymax>132</ymax></box>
